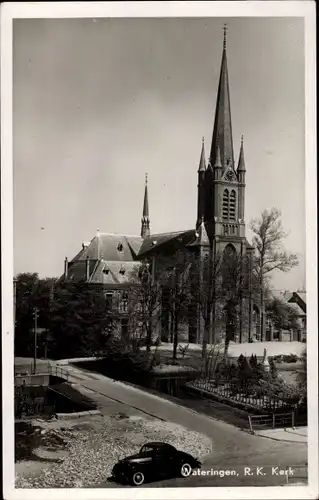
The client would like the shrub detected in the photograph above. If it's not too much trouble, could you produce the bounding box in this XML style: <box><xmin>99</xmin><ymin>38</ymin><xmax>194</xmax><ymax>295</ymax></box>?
<box><xmin>96</xmin><ymin>337</ymin><xmax>152</xmax><ymax>384</ymax></box>
<box><xmin>282</xmin><ymin>353</ymin><xmax>298</xmax><ymax>363</ymax></box>
<box><xmin>237</xmin><ymin>354</ymin><xmax>253</xmax><ymax>388</ymax></box>
<box><xmin>249</xmin><ymin>354</ymin><xmax>258</xmax><ymax>369</ymax></box>
<box><xmin>178</xmin><ymin>343</ymin><xmax>189</xmax><ymax>358</ymax></box>
<box><xmin>268</xmin><ymin>356</ymin><xmax>278</xmax><ymax>379</ymax></box>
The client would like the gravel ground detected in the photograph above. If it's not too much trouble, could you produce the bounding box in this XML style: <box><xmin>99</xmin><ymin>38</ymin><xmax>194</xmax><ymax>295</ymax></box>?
<box><xmin>15</xmin><ymin>414</ymin><xmax>212</xmax><ymax>488</ymax></box>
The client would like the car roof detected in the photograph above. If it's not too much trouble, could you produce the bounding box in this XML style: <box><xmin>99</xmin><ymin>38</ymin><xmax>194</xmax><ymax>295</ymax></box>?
<box><xmin>143</xmin><ymin>442</ymin><xmax>175</xmax><ymax>449</ymax></box>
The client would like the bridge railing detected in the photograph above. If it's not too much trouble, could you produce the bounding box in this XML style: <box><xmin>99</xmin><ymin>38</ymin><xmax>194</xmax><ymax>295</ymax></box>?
<box><xmin>14</xmin><ymin>362</ymin><xmax>69</xmax><ymax>382</ymax></box>
<box><xmin>248</xmin><ymin>412</ymin><xmax>295</xmax><ymax>433</ymax></box>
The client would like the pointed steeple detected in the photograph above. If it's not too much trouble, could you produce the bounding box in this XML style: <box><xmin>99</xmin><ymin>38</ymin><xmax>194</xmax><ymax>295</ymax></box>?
<box><xmin>197</xmin><ymin>138</ymin><xmax>207</xmax><ymax>228</ymax></box>
<box><xmin>237</xmin><ymin>135</ymin><xmax>246</xmax><ymax>172</ymax></box>
<box><xmin>141</xmin><ymin>173</ymin><xmax>150</xmax><ymax>238</ymax></box>
<box><xmin>209</xmin><ymin>25</ymin><xmax>234</xmax><ymax>169</ymax></box>
<box><xmin>142</xmin><ymin>173</ymin><xmax>149</xmax><ymax>217</ymax></box>
<box><xmin>214</xmin><ymin>143</ymin><xmax>222</xmax><ymax>168</ymax></box>
<box><xmin>198</xmin><ymin>137</ymin><xmax>206</xmax><ymax>172</ymax></box>
<box><xmin>195</xmin><ymin>216</ymin><xmax>210</xmax><ymax>246</ymax></box>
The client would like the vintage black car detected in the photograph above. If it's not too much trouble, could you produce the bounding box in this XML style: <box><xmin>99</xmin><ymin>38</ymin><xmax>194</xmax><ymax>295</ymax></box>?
<box><xmin>111</xmin><ymin>441</ymin><xmax>201</xmax><ymax>486</ymax></box>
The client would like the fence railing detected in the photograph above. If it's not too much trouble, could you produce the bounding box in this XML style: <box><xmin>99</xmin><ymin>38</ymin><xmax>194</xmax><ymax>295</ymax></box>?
<box><xmin>187</xmin><ymin>378</ymin><xmax>289</xmax><ymax>410</ymax></box>
<box><xmin>14</xmin><ymin>362</ymin><xmax>69</xmax><ymax>382</ymax></box>
<box><xmin>248</xmin><ymin>412</ymin><xmax>295</xmax><ymax>433</ymax></box>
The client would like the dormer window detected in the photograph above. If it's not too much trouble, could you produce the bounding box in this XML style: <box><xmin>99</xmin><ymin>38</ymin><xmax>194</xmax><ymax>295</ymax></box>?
<box><xmin>103</xmin><ymin>267</ymin><xmax>110</xmax><ymax>275</ymax></box>
<box><xmin>117</xmin><ymin>242</ymin><xmax>123</xmax><ymax>252</ymax></box>
<box><xmin>119</xmin><ymin>265</ymin><xmax>126</xmax><ymax>275</ymax></box>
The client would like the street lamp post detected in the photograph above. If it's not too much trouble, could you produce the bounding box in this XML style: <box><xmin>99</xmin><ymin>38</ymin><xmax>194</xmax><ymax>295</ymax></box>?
<box><xmin>33</xmin><ymin>307</ymin><xmax>39</xmax><ymax>374</ymax></box>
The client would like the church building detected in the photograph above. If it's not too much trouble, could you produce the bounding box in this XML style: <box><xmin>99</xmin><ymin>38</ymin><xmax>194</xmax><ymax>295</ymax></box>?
<box><xmin>62</xmin><ymin>29</ymin><xmax>262</xmax><ymax>344</ymax></box>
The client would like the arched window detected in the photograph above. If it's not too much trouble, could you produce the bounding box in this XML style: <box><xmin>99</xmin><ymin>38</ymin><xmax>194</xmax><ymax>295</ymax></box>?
<box><xmin>229</xmin><ymin>190</ymin><xmax>236</xmax><ymax>221</ymax></box>
<box><xmin>222</xmin><ymin>189</ymin><xmax>229</xmax><ymax>220</ymax></box>
<box><xmin>222</xmin><ymin>244</ymin><xmax>237</xmax><ymax>292</ymax></box>
<box><xmin>224</xmin><ymin>243</ymin><xmax>236</xmax><ymax>258</ymax></box>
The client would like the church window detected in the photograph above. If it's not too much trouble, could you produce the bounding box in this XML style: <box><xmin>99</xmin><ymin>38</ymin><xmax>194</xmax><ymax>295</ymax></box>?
<box><xmin>121</xmin><ymin>318</ymin><xmax>129</xmax><ymax>336</ymax></box>
<box><xmin>119</xmin><ymin>291</ymin><xmax>129</xmax><ymax>313</ymax></box>
<box><xmin>222</xmin><ymin>189</ymin><xmax>229</xmax><ymax>220</ymax></box>
<box><xmin>229</xmin><ymin>190</ymin><xmax>236</xmax><ymax>221</ymax></box>
<box><xmin>105</xmin><ymin>291</ymin><xmax>113</xmax><ymax>309</ymax></box>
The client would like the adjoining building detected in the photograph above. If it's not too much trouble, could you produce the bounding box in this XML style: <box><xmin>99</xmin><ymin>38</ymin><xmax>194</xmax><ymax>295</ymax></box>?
<box><xmin>61</xmin><ymin>30</ymin><xmax>262</xmax><ymax>344</ymax></box>
<box><xmin>266</xmin><ymin>290</ymin><xmax>307</xmax><ymax>342</ymax></box>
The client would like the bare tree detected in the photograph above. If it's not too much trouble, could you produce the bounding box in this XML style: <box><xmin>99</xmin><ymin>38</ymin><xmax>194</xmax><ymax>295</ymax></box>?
<box><xmin>152</xmin><ymin>250</ymin><xmax>192</xmax><ymax>361</ymax></box>
<box><xmin>189</xmin><ymin>248</ymin><xmax>255</xmax><ymax>358</ymax></box>
<box><xmin>128</xmin><ymin>261</ymin><xmax>161</xmax><ymax>353</ymax></box>
<box><xmin>250</xmin><ymin>208</ymin><xmax>299</xmax><ymax>341</ymax></box>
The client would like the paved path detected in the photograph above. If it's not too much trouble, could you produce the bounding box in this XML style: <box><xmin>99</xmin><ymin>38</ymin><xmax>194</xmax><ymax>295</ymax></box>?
<box><xmin>255</xmin><ymin>427</ymin><xmax>307</xmax><ymax>443</ymax></box>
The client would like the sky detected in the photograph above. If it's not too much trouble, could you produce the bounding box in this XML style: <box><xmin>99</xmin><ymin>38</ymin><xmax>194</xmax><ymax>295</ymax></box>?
<box><xmin>13</xmin><ymin>17</ymin><xmax>305</xmax><ymax>291</ymax></box>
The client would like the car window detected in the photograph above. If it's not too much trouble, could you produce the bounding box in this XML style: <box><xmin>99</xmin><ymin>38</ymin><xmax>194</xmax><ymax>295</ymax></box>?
<box><xmin>140</xmin><ymin>445</ymin><xmax>154</xmax><ymax>455</ymax></box>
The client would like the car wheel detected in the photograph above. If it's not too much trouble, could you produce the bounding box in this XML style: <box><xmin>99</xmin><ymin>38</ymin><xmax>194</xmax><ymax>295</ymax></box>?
<box><xmin>132</xmin><ymin>471</ymin><xmax>145</xmax><ymax>486</ymax></box>
<box><xmin>180</xmin><ymin>463</ymin><xmax>192</xmax><ymax>478</ymax></box>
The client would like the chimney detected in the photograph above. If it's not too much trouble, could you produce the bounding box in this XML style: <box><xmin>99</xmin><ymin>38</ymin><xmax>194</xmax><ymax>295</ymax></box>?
<box><xmin>86</xmin><ymin>256</ymin><xmax>90</xmax><ymax>282</ymax></box>
<box><xmin>64</xmin><ymin>257</ymin><xmax>68</xmax><ymax>278</ymax></box>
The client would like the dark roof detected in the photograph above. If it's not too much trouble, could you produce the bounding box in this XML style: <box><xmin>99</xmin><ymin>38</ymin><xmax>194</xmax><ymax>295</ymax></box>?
<box><xmin>138</xmin><ymin>229</ymin><xmax>196</xmax><ymax>257</ymax></box>
<box><xmin>67</xmin><ymin>259</ymin><xmax>97</xmax><ymax>281</ymax></box>
<box><xmin>90</xmin><ymin>260</ymin><xmax>139</xmax><ymax>285</ymax></box>
<box><xmin>287</xmin><ymin>302</ymin><xmax>306</xmax><ymax>317</ymax></box>
<box><xmin>295</xmin><ymin>291</ymin><xmax>306</xmax><ymax>305</ymax></box>
<box><xmin>70</xmin><ymin>233</ymin><xmax>143</xmax><ymax>263</ymax></box>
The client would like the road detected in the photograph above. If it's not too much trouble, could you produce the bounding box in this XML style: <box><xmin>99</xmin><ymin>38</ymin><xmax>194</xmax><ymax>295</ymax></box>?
<box><xmin>96</xmin><ymin>441</ymin><xmax>307</xmax><ymax>488</ymax></box>
<box><xmin>59</xmin><ymin>362</ymin><xmax>307</xmax><ymax>488</ymax></box>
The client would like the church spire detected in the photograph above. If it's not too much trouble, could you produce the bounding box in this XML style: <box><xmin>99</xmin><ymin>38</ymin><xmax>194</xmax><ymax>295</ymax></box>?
<box><xmin>141</xmin><ymin>173</ymin><xmax>150</xmax><ymax>238</ymax></box>
<box><xmin>209</xmin><ymin>25</ymin><xmax>234</xmax><ymax>169</ymax></box>
<box><xmin>198</xmin><ymin>137</ymin><xmax>206</xmax><ymax>172</ymax></box>
<box><xmin>237</xmin><ymin>134</ymin><xmax>246</xmax><ymax>172</ymax></box>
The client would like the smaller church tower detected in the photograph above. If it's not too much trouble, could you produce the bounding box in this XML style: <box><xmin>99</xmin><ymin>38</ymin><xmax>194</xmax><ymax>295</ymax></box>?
<box><xmin>237</xmin><ymin>135</ymin><xmax>246</xmax><ymax>223</ymax></box>
<box><xmin>196</xmin><ymin>137</ymin><xmax>206</xmax><ymax>229</ymax></box>
<box><xmin>141</xmin><ymin>173</ymin><xmax>150</xmax><ymax>238</ymax></box>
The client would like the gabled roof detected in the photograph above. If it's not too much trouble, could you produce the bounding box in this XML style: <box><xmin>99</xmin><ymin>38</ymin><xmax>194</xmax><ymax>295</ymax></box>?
<box><xmin>137</xmin><ymin>229</ymin><xmax>196</xmax><ymax>257</ymax></box>
<box><xmin>287</xmin><ymin>302</ymin><xmax>306</xmax><ymax>317</ymax></box>
<box><xmin>90</xmin><ymin>260</ymin><xmax>139</xmax><ymax>285</ymax></box>
<box><xmin>295</xmin><ymin>291</ymin><xmax>306</xmax><ymax>305</ymax></box>
<box><xmin>270</xmin><ymin>290</ymin><xmax>307</xmax><ymax>313</ymax></box>
<box><xmin>70</xmin><ymin>233</ymin><xmax>143</xmax><ymax>263</ymax></box>
<box><xmin>66</xmin><ymin>259</ymin><xmax>97</xmax><ymax>282</ymax></box>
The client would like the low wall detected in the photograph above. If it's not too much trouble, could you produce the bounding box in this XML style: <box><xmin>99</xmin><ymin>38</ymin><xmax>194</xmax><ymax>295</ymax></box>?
<box><xmin>15</xmin><ymin>374</ymin><xmax>50</xmax><ymax>387</ymax></box>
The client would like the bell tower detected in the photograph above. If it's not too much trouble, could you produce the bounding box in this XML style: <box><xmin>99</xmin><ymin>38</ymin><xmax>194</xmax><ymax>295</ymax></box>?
<box><xmin>205</xmin><ymin>26</ymin><xmax>247</xmax><ymax>254</ymax></box>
